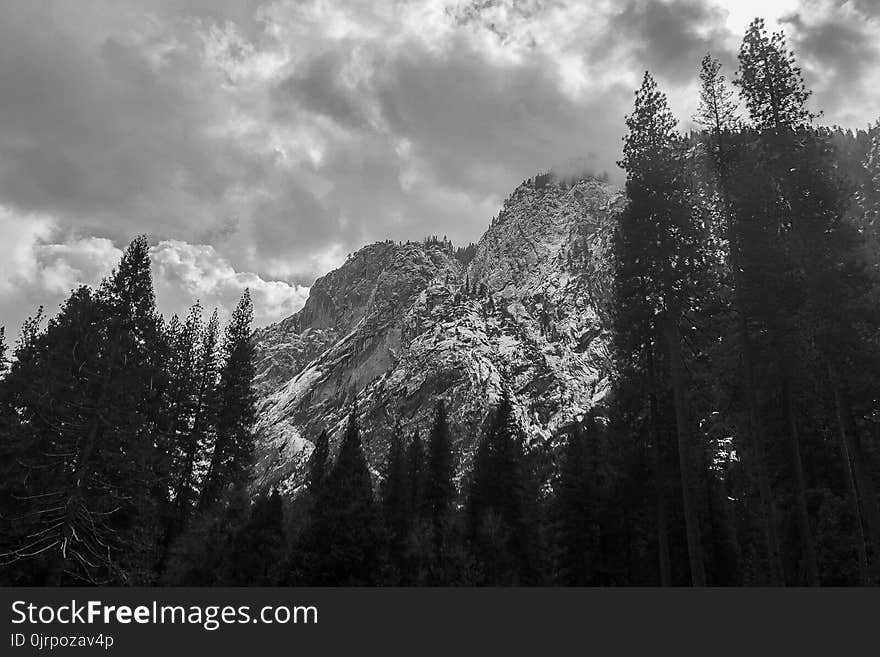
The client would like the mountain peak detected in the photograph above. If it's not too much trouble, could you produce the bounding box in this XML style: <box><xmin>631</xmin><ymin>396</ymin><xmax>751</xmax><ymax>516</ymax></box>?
<box><xmin>251</xmin><ymin>174</ymin><xmax>622</xmax><ymax>495</ymax></box>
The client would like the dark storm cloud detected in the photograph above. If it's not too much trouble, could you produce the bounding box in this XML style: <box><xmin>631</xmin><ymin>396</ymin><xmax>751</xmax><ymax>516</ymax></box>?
<box><xmin>782</xmin><ymin>1</ymin><xmax>880</xmax><ymax>125</ymax></box>
<box><xmin>847</xmin><ymin>0</ymin><xmax>880</xmax><ymax>18</ymax></box>
<box><xmin>0</xmin><ymin>2</ymin><xmax>256</xmax><ymax>243</ymax></box>
<box><xmin>263</xmin><ymin>20</ymin><xmax>632</xmax><ymax>263</ymax></box>
<box><xmin>593</xmin><ymin>0</ymin><xmax>735</xmax><ymax>85</ymax></box>
<box><xmin>375</xmin><ymin>36</ymin><xmax>630</xmax><ymax>193</ymax></box>
<box><xmin>275</xmin><ymin>51</ymin><xmax>373</xmax><ymax>130</ymax></box>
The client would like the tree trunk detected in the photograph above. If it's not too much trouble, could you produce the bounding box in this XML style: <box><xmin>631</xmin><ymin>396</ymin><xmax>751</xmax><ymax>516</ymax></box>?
<box><xmin>655</xmin><ymin>450</ymin><xmax>672</xmax><ymax>586</ymax></box>
<box><xmin>834</xmin><ymin>406</ymin><xmax>870</xmax><ymax>585</ymax></box>
<box><xmin>718</xmin><ymin>472</ymin><xmax>744</xmax><ymax>585</ymax></box>
<box><xmin>664</xmin><ymin>315</ymin><xmax>706</xmax><ymax>586</ymax></box>
<box><xmin>717</xmin><ymin>131</ymin><xmax>785</xmax><ymax>585</ymax></box>
<box><xmin>646</xmin><ymin>336</ymin><xmax>672</xmax><ymax>586</ymax></box>
<box><xmin>737</xmin><ymin>309</ymin><xmax>786</xmax><ymax>585</ymax></box>
<box><xmin>828</xmin><ymin>361</ymin><xmax>880</xmax><ymax>582</ymax></box>
<box><xmin>199</xmin><ymin>439</ymin><xmax>224</xmax><ymax>511</ymax></box>
<box><xmin>780</xmin><ymin>358</ymin><xmax>820</xmax><ymax>585</ymax></box>
<box><xmin>62</xmin><ymin>338</ymin><xmax>119</xmax><ymax>582</ymax></box>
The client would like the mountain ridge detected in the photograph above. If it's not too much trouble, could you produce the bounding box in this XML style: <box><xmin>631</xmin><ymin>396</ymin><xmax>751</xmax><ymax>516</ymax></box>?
<box><xmin>251</xmin><ymin>174</ymin><xmax>624</xmax><ymax>494</ymax></box>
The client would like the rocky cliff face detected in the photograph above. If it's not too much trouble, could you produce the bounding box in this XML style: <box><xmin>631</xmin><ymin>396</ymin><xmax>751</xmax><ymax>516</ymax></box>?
<box><xmin>251</xmin><ymin>175</ymin><xmax>624</xmax><ymax>494</ymax></box>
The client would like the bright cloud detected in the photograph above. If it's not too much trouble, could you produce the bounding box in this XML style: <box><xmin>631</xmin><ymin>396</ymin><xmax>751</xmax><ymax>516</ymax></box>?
<box><xmin>151</xmin><ymin>240</ymin><xmax>310</xmax><ymax>325</ymax></box>
<box><xmin>0</xmin><ymin>210</ymin><xmax>308</xmax><ymax>341</ymax></box>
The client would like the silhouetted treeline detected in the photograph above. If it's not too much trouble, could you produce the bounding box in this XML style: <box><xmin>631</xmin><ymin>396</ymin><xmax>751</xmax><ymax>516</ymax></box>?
<box><xmin>605</xmin><ymin>19</ymin><xmax>880</xmax><ymax>585</ymax></box>
<box><xmin>0</xmin><ymin>237</ymin><xmax>259</xmax><ymax>585</ymax></box>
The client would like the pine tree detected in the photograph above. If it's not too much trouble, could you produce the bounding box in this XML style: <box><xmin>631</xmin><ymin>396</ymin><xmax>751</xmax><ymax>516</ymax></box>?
<box><xmin>307</xmin><ymin>429</ymin><xmax>330</xmax><ymax>495</ymax></box>
<box><xmin>0</xmin><ymin>326</ymin><xmax>13</xmax><ymax>576</ymax></box>
<box><xmin>381</xmin><ymin>423</ymin><xmax>409</xmax><ymax>577</ymax></box>
<box><xmin>89</xmin><ymin>237</ymin><xmax>167</xmax><ymax>582</ymax></box>
<box><xmin>467</xmin><ymin>385</ymin><xmax>540</xmax><ymax>584</ymax></box>
<box><xmin>163</xmin><ymin>307</ymin><xmax>201</xmax><ymax>502</ymax></box>
<box><xmin>0</xmin><ymin>309</ymin><xmax>51</xmax><ymax>584</ymax></box>
<box><xmin>156</xmin><ymin>304</ymin><xmax>222</xmax><ymax>575</ymax></box>
<box><xmin>554</xmin><ymin>416</ymin><xmax>609</xmax><ymax>585</ymax></box>
<box><xmin>614</xmin><ymin>72</ymin><xmax>710</xmax><ymax>586</ymax></box>
<box><xmin>175</xmin><ymin>309</ymin><xmax>220</xmax><ymax>517</ymax></box>
<box><xmin>695</xmin><ymin>53</ymin><xmax>738</xmax><ymax>170</ymax></box>
<box><xmin>425</xmin><ymin>400</ymin><xmax>454</xmax><ymax>564</ymax></box>
<box><xmin>696</xmin><ymin>54</ymin><xmax>785</xmax><ymax>584</ymax></box>
<box><xmin>224</xmin><ymin>489</ymin><xmax>286</xmax><ymax>585</ymax></box>
<box><xmin>161</xmin><ymin>489</ymin><xmax>247</xmax><ymax>586</ymax></box>
<box><xmin>863</xmin><ymin>135</ymin><xmax>880</xmax><ymax>232</ymax></box>
<box><xmin>164</xmin><ymin>308</ymin><xmax>200</xmax><ymax>450</ymax></box>
<box><xmin>855</xmin><ymin>134</ymin><xmax>880</xmax><ymax>268</ymax></box>
<box><xmin>403</xmin><ymin>428</ymin><xmax>429</xmax><ymax>583</ymax></box>
<box><xmin>0</xmin><ymin>237</ymin><xmax>165</xmax><ymax>584</ymax></box>
<box><xmin>302</xmin><ymin>408</ymin><xmax>381</xmax><ymax>585</ymax></box>
<box><xmin>731</xmin><ymin>22</ymin><xmax>843</xmax><ymax>585</ymax></box>
<box><xmin>734</xmin><ymin>18</ymin><xmax>816</xmax><ymax>132</ymax></box>
<box><xmin>200</xmin><ymin>290</ymin><xmax>257</xmax><ymax>509</ymax></box>
<box><xmin>0</xmin><ymin>327</ymin><xmax>8</xmax><ymax>379</ymax></box>
<box><xmin>797</xmin><ymin>147</ymin><xmax>880</xmax><ymax>582</ymax></box>
<box><xmin>0</xmin><ymin>324</ymin><xmax>9</xmax><ymax>482</ymax></box>
<box><xmin>406</xmin><ymin>430</ymin><xmax>426</xmax><ymax>519</ymax></box>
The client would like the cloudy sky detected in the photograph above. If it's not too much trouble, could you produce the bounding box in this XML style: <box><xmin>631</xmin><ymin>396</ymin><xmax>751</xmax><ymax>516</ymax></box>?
<box><xmin>1</xmin><ymin>0</ymin><xmax>878</xmax><ymax>339</ymax></box>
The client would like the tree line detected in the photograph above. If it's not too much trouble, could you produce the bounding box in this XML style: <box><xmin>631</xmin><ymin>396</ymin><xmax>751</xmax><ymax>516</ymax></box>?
<box><xmin>0</xmin><ymin>237</ymin><xmax>257</xmax><ymax>585</ymax></box>
<box><xmin>606</xmin><ymin>18</ymin><xmax>880</xmax><ymax>585</ymax></box>
<box><xmin>0</xmin><ymin>234</ymin><xmax>573</xmax><ymax>586</ymax></box>
<box><xmin>164</xmin><ymin>385</ymin><xmax>590</xmax><ymax>587</ymax></box>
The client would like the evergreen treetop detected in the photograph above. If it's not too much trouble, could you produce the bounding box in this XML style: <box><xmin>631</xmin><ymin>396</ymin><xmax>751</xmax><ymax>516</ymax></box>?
<box><xmin>734</xmin><ymin>18</ymin><xmax>816</xmax><ymax>131</ymax></box>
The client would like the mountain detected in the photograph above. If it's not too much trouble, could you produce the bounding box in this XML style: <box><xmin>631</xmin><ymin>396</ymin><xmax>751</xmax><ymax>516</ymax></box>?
<box><xmin>251</xmin><ymin>174</ymin><xmax>624</xmax><ymax>494</ymax></box>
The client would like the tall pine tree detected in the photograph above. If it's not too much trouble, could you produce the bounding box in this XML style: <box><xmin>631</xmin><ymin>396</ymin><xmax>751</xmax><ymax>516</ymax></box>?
<box><xmin>614</xmin><ymin>72</ymin><xmax>711</xmax><ymax>586</ymax></box>
<box><xmin>425</xmin><ymin>400</ymin><xmax>454</xmax><ymax>567</ymax></box>
<box><xmin>382</xmin><ymin>422</ymin><xmax>409</xmax><ymax>578</ymax></box>
<box><xmin>307</xmin><ymin>428</ymin><xmax>330</xmax><ymax>496</ymax></box>
<box><xmin>200</xmin><ymin>291</ymin><xmax>257</xmax><ymax>509</ymax></box>
<box><xmin>0</xmin><ymin>237</ymin><xmax>165</xmax><ymax>584</ymax></box>
<box><xmin>301</xmin><ymin>408</ymin><xmax>381</xmax><ymax>585</ymax></box>
<box><xmin>696</xmin><ymin>52</ymin><xmax>785</xmax><ymax>584</ymax></box>
<box><xmin>467</xmin><ymin>385</ymin><xmax>541</xmax><ymax>584</ymax></box>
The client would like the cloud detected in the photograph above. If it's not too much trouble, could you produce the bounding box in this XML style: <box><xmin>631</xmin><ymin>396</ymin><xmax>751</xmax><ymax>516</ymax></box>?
<box><xmin>33</xmin><ymin>239</ymin><xmax>123</xmax><ymax>296</ymax></box>
<box><xmin>846</xmin><ymin>0</ymin><xmax>880</xmax><ymax>19</ymax></box>
<box><xmin>0</xmin><ymin>208</ymin><xmax>56</xmax><ymax>296</ymax></box>
<box><xmin>0</xmin><ymin>218</ymin><xmax>308</xmax><ymax>343</ymax></box>
<box><xmin>781</xmin><ymin>1</ymin><xmax>880</xmax><ymax>126</ymax></box>
<box><xmin>0</xmin><ymin>210</ymin><xmax>123</xmax><ymax>310</ymax></box>
<box><xmin>597</xmin><ymin>0</ymin><xmax>735</xmax><ymax>84</ymax></box>
<box><xmin>0</xmin><ymin>0</ymin><xmax>877</xmax><ymax>337</ymax></box>
<box><xmin>0</xmin><ymin>207</ymin><xmax>122</xmax><ymax>341</ymax></box>
<box><xmin>151</xmin><ymin>240</ymin><xmax>309</xmax><ymax>326</ymax></box>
